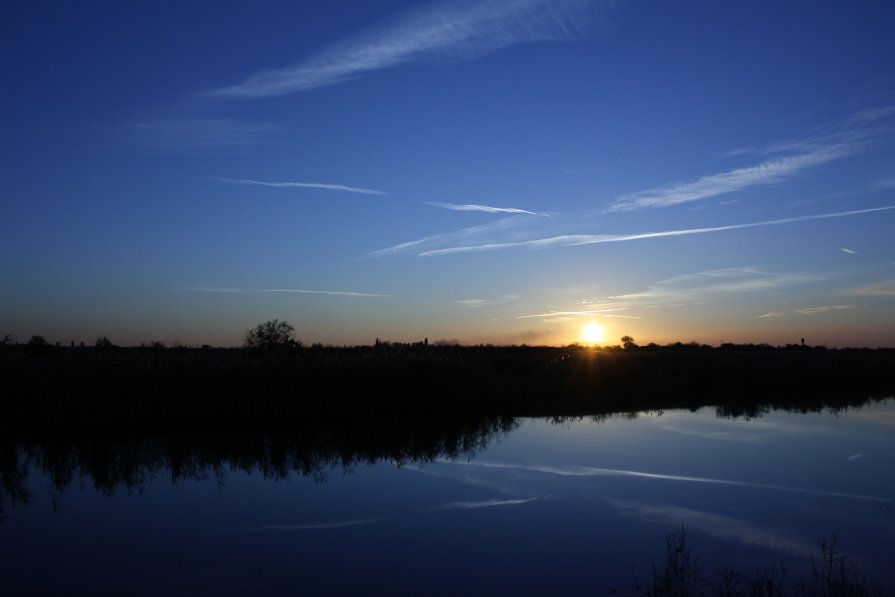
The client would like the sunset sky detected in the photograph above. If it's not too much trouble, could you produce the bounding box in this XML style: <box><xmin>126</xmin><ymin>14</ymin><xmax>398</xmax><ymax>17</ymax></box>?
<box><xmin>3</xmin><ymin>0</ymin><xmax>895</xmax><ymax>347</ymax></box>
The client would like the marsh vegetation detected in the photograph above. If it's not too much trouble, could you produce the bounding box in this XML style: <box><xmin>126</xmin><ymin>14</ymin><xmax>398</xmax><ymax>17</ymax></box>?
<box><xmin>1</xmin><ymin>337</ymin><xmax>893</xmax><ymax>438</ymax></box>
<box><xmin>634</xmin><ymin>527</ymin><xmax>887</xmax><ymax>597</ymax></box>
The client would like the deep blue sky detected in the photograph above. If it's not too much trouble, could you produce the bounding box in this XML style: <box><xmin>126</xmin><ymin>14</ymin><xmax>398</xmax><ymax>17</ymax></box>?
<box><xmin>3</xmin><ymin>0</ymin><xmax>895</xmax><ymax>347</ymax></box>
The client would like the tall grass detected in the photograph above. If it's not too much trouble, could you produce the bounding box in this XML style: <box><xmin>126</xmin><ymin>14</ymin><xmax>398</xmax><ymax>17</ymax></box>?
<box><xmin>632</xmin><ymin>526</ymin><xmax>887</xmax><ymax>597</ymax></box>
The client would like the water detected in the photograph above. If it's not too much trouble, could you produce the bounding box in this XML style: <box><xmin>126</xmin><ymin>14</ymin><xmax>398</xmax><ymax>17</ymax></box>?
<box><xmin>2</xmin><ymin>402</ymin><xmax>894</xmax><ymax>594</ymax></box>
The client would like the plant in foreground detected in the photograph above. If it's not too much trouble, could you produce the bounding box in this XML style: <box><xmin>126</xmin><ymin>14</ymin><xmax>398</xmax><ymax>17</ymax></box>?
<box><xmin>633</xmin><ymin>527</ymin><xmax>885</xmax><ymax>597</ymax></box>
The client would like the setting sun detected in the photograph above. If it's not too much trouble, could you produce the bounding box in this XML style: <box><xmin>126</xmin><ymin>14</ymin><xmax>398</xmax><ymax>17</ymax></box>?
<box><xmin>581</xmin><ymin>322</ymin><xmax>605</xmax><ymax>345</ymax></box>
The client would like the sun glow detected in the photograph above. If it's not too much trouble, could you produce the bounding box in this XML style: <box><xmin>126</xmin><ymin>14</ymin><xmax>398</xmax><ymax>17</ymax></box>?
<box><xmin>581</xmin><ymin>322</ymin><xmax>605</xmax><ymax>345</ymax></box>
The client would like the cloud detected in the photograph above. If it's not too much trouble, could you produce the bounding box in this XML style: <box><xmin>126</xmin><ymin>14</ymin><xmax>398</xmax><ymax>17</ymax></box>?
<box><xmin>606</xmin><ymin>105</ymin><xmax>895</xmax><ymax>212</ymax></box>
<box><xmin>218</xmin><ymin>518</ymin><xmax>381</xmax><ymax>533</ymax></box>
<box><xmin>213</xmin><ymin>177</ymin><xmax>387</xmax><ymax>196</ymax></box>
<box><xmin>874</xmin><ymin>175</ymin><xmax>895</xmax><ymax>191</ymax></box>
<box><xmin>610</xmin><ymin>267</ymin><xmax>824</xmax><ymax>306</ymax></box>
<box><xmin>204</xmin><ymin>0</ymin><xmax>596</xmax><ymax>98</ymax></box>
<box><xmin>418</xmin><ymin>205</ymin><xmax>895</xmax><ymax>256</ymax></box>
<box><xmin>188</xmin><ymin>287</ymin><xmax>389</xmax><ymax>297</ymax></box>
<box><xmin>753</xmin><ymin>312</ymin><xmax>783</xmax><ymax>318</ymax></box>
<box><xmin>831</xmin><ymin>104</ymin><xmax>895</xmax><ymax>130</ymax></box>
<box><xmin>516</xmin><ymin>308</ymin><xmax>640</xmax><ymax>319</ymax></box>
<box><xmin>368</xmin><ymin>214</ymin><xmax>531</xmax><ymax>258</ymax></box>
<box><xmin>426</xmin><ymin>202</ymin><xmax>547</xmax><ymax>216</ymax></box>
<box><xmin>848</xmin><ymin>454</ymin><xmax>862</xmax><ymax>461</ymax></box>
<box><xmin>605</xmin><ymin>146</ymin><xmax>850</xmax><ymax>212</ymax></box>
<box><xmin>454</xmin><ymin>298</ymin><xmax>489</xmax><ymax>306</ymax></box>
<box><xmin>841</xmin><ymin>247</ymin><xmax>858</xmax><ymax>254</ymax></box>
<box><xmin>130</xmin><ymin>119</ymin><xmax>281</xmax><ymax>153</ymax></box>
<box><xmin>850</xmin><ymin>280</ymin><xmax>895</xmax><ymax>297</ymax></box>
<box><xmin>795</xmin><ymin>305</ymin><xmax>855</xmax><ymax>315</ymax></box>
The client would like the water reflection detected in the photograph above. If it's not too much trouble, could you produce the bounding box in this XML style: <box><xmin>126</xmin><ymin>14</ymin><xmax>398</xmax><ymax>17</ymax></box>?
<box><xmin>2</xmin><ymin>399</ymin><xmax>894</xmax><ymax>593</ymax></box>
<box><xmin>0</xmin><ymin>415</ymin><xmax>517</xmax><ymax>520</ymax></box>
<box><xmin>2</xmin><ymin>390</ymin><xmax>890</xmax><ymax>522</ymax></box>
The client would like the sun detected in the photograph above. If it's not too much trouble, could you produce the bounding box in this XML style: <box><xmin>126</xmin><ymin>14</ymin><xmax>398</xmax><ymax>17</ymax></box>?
<box><xmin>581</xmin><ymin>322</ymin><xmax>605</xmax><ymax>345</ymax></box>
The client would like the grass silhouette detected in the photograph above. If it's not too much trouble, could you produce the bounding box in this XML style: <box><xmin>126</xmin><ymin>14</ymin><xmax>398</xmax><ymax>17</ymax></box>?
<box><xmin>630</xmin><ymin>526</ymin><xmax>887</xmax><ymax>596</ymax></box>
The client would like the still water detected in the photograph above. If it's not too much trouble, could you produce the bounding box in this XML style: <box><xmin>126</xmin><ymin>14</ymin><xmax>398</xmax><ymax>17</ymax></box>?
<box><xmin>2</xmin><ymin>402</ymin><xmax>894</xmax><ymax>594</ymax></box>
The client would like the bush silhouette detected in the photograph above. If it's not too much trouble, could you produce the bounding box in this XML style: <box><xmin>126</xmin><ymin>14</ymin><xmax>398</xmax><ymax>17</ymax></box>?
<box><xmin>27</xmin><ymin>335</ymin><xmax>48</xmax><ymax>347</ymax></box>
<box><xmin>244</xmin><ymin>319</ymin><xmax>299</xmax><ymax>351</ymax></box>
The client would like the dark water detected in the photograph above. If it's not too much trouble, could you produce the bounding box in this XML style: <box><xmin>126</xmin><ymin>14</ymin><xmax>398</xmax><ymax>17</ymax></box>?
<box><xmin>2</xmin><ymin>402</ymin><xmax>894</xmax><ymax>595</ymax></box>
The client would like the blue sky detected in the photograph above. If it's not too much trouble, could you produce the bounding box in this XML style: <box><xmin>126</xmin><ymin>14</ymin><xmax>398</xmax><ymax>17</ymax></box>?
<box><xmin>3</xmin><ymin>0</ymin><xmax>895</xmax><ymax>347</ymax></box>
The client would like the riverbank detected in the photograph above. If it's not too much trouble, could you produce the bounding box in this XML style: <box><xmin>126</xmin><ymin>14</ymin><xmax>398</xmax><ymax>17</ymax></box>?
<box><xmin>2</xmin><ymin>343</ymin><xmax>893</xmax><ymax>438</ymax></box>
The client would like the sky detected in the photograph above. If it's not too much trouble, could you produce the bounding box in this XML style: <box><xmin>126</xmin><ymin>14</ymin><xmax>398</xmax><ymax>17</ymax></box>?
<box><xmin>3</xmin><ymin>0</ymin><xmax>895</xmax><ymax>348</ymax></box>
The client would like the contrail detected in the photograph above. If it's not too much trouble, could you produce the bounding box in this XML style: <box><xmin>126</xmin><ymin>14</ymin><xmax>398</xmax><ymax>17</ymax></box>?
<box><xmin>213</xmin><ymin>177</ymin><xmax>386</xmax><ymax>196</ymax></box>
<box><xmin>420</xmin><ymin>205</ymin><xmax>895</xmax><ymax>256</ymax></box>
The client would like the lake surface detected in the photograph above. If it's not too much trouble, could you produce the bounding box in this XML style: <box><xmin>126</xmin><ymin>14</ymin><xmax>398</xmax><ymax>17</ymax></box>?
<box><xmin>2</xmin><ymin>401</ymin><xmax>894</xmax><ymax>594</ymax></box>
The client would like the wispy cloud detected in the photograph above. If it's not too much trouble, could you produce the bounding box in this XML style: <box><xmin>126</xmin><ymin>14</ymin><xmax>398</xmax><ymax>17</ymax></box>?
<box><xmin>795</xmin><ymin>305</ymin><xmax>855</xmax><ymax>315</ymax></box>
<box><xmin>188</xmin><ymin>287</ymin><xmax>390</xmax><ymax>297</ymax></box>
<box><xmin>848</xmin><ymin>454</ymin><xmax>862</xmax><ymax>461</ymax></box>
<box><xmin>426</xmin><ymin>202</ymin><xmax>547</xmax><ymax>216</ymax></box>
<box><xmin>841</xmin><ymin>247</ymin><xmax>858</xmax><ymax>254</ymax></box>
<box><xmin>605</xmin><ymin>146</ymin><xmax>850</xmax><ymax>212</ymax></box>
<box><xmin>606</xmin><ymin>105</ymin><xmax>895</xmax><ymax>212</ymax></box>
<box><xmin>874</xmin><ymin>174</ymin><xmax>895</xmax><ymax>191</ymax></box>
<box><xmin>213</xmin><ymin>177</ymin><xmax>387</xmax><ymax>196</ymax></box>
<box><xmin>418</xmin><ymin>205</ymin><xmax>895</xmax><ymax>256</ymax></box>
<box><xmin>427</xmin><ymin>497</ymin><xmax>539</xmax><ymax>510</ymax></box>
<box><xmin>454</xmin><ymin>298</ymin><xmax>489</xmax><ymax>307</ymax></box>
<box><xmin>850</xmin><ymin>280</ymin><xmax>895</xmax><ymax>297</ymax></box>
<box><xmin>516</xmin><ymin>308</ymin><xmax>640</xmax><ymax>319</ymax></box>
<box><xmin>130</xmin><ymin>119</ymin><xmax>281</xmax><ymax>153</ymax></box>
<box><xmin>753</xmin><ymin>312</ymin><xmax>783</xmax><ymax>318</ymax></box>
<box><xmin>368</xmin><ymin>215</ymin><xmax>532</xmax><ymax>258</ymax></box>
<box><xmin>610</xmin><ymin>267</ymin><xmax>823</xmax><ymax>306</ymax></box>
<box><xmin>204</xmin><ymin>0</ymin><xmax>596</xmax><ymax>98</ymax></box>
<box><xmin>218</xmin><ymin>518</ymin><xmax>381</xmax><ymax>533</ymax></box>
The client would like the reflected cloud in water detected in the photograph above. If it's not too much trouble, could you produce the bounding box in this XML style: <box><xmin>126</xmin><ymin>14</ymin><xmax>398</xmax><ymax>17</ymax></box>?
<box><xmin>427</xmin><ymin>497</ymin><xmax>541</xmax><ymax>511</ymax></box>
<box><xmin>439</xmin><ymin>460</ymin><xmax>892</xmax><ymax>503</ymax></box>
<box><xmin>218</xmin><ymin>518</ymin><xmax>382</xmax><ymax>534</ymax></box>
<box><xmin>607</xmin><ymin>499</ymin><xmax>817</xmax><ymax>556</ymax></box>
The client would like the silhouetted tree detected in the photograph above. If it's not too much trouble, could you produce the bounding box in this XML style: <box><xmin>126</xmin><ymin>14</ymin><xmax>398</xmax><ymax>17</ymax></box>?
<box><xmin>95</xmin><ymin>336</ymin><xmax>113</xmax><ymax>349</ymax></box>
<box><xmin>621</xmin><ymin>335</ymin><xmax>638</xmax><ymax>350</ymax></box>
<box><xmin>27</xmin><ymin>335</ymin><xmax>48</xmax><ymax>348</ymax></box>
<box><xmin>244</xmin><ymin>319</ymin><xmax>299</xmax><ymax>351</ymax></box>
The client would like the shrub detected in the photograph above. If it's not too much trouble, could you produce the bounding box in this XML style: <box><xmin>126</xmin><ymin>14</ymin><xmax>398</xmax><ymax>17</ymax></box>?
<box><xmin>243</xmin><ymin>319</ymin><xmax>299</xmax><ymax>351</ymax></box>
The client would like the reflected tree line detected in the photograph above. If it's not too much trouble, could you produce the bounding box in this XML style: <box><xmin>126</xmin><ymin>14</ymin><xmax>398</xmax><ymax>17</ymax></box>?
<box><xmin>0</xmin><ymin>415</ymin><xmax>517</xmax><ymax>521</ymax></box>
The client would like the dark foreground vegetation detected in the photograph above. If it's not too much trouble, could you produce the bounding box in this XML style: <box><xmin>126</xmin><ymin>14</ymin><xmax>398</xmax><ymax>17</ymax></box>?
<box><xmin>2</xmin><ymin>339</ymin><xmax>894</xmax><ymax>438</ymax></box>
<box><xmin>631</xmin><ymin>527</ymin><xmax>889</xmax><ymax>597</ymax></box>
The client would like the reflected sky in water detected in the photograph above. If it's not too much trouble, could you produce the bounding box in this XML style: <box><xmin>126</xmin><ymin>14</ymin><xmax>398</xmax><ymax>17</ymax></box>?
<box><xmin>2</xmin><ymin>403</ymin><xmax>894</xmax><ymax>594</ymax></box>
